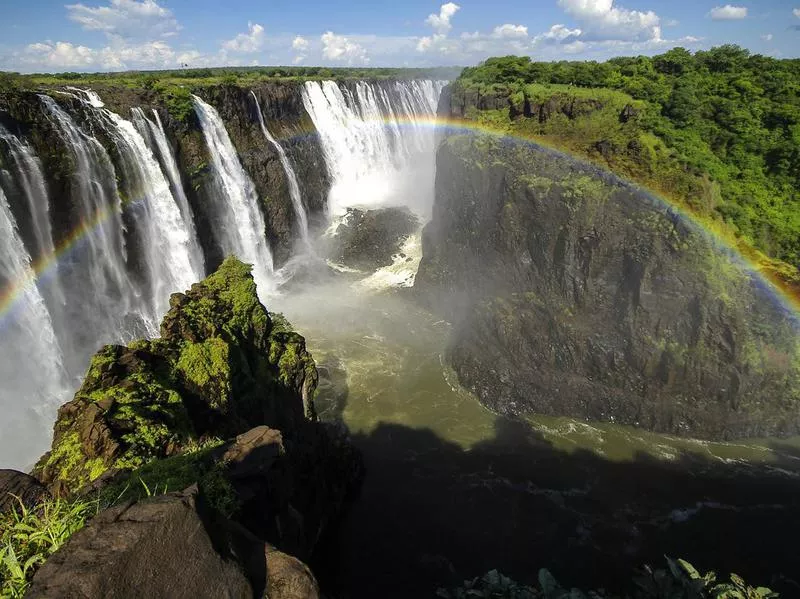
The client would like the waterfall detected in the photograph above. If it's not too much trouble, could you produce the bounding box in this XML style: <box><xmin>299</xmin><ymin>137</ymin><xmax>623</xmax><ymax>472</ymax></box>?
<box><xmin>192</xmin><ymin>94</ymin><xmax>276</xmax><ymax>296</ymax></box>
<box><xmin>131</xmin><ymin>107</ymin><xmax>205</xmax><ymax>277</ymax></box>
<box><xmin>0</xmin><ymin>124</ymin><xmax>65</xmax><ymax>307</ymax></box>
<box><xmin>69</xmin><ymin>89</ymin><xmax>201</xmax><ymax>320</ymax></box>
<box><xmin>301</xmin><ymin>80</ymin><xmax>446</xmax><ymax>219</ymax></box>
<box><xmin>0</xmin><ymin>185</ymin><xmax>69</xmax><ymax>469</ymax></box>
<box><xmin>250</xmin><ymin>91</ymin><xmax>311</xmax><ymax>249</ymax></box>
<box><xmin>39</xmin><ymin>94</ymin><xmax>149</xmax><ymax>354</ymax></box>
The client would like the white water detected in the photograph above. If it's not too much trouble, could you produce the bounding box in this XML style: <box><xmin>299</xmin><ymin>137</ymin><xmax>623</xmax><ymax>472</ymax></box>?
<box><xmin>132</xmin><ymin>107</ymin><xmax>205</xmax><ymax>277</ymax></box>
<box><xmin>71</xmin><ymin>89</ymin><xmax>201</xmax><ymax>320</ymax></box>
<box><xmin>0</xmin><ymin>186</ymin><xmax>69</xmax><ymax>468</ymax></box>
<box><xmin>40</xmin><ymin>94</ymin><xmax>149</xmax><ymax>353</ymax></box>
<box><xmin>250</xmin><ymin>91</ymin><xmax>311</xmax><ymax>250</ymax></box>
<box><xmin>193</xmin><ymin>94</ymin><xmax>276</xmax><ymax>296</ymax></box>
<box><xmin>302</xmin><ymin>80</ymin><xmax>445</xmax><ymax>219</ymax></box>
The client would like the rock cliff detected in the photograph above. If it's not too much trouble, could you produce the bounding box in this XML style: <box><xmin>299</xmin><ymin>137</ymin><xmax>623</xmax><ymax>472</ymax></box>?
<box><xmin>416</xmin><ymin>135</ymin><xmax>800</xmax><ymax>439</ymax></box>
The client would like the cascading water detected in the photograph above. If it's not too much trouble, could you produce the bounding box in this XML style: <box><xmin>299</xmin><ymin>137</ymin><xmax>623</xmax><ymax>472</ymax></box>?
<box><xmin>301</xmin><ymin>80</ymin><xmax>446</xmax><ymax>219</ymax></box>
<box><xmin>250</xmin><ymin>91</ymin><xmax>311</xmax><ymax>250</ymax></box>
<box><xmin>69</xmin><ymin>89</ymin><xmax>201</xmax><ymax>319</ymax></box>
<box><xmin>39</xmin><ymin>94</ymin><xmax>148</xmax><ymax>359</ymax></box>
<box><xmin>192</xmin><ymin>94</ymin><xmax>276</xmax><ymax>296</ymax></box>
<box><xmin>131</xmin><ymin>107</ymin><xmax>205</xmax><ymax>276</ymax></box>
<box><xmin>0</xmin><ymin>185</ymin><xmax>69</xmax><ymax>468</ymax></box>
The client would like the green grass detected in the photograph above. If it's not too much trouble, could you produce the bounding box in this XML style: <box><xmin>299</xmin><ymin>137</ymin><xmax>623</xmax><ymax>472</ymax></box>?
<box><xmin>0</xmin><ymin>495</ymin><xmax>98</xmax><ymax>598</ymax></box>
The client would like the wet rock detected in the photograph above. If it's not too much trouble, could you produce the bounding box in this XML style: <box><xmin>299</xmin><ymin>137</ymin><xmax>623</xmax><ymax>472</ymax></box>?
<box><xmin>332</xmin><ymin>207</ymin><xmax>419</xmax><ymax>272</ymax></box>
<box><xmin>0</xmin><ymin>470</ymin><xmax>49</xmax><ymax>515</ymax></box>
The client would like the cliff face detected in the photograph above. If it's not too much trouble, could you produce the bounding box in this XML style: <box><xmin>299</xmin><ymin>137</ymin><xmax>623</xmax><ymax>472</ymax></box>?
<box><xmin>0</xmin><ymin>82</ymin><xmax>329</xmax><ymax>269</ymax></box>
<box><xmin>416</xmin><ymin>135</ymin><xmax>800</xmax><ymax>440</ymax></box>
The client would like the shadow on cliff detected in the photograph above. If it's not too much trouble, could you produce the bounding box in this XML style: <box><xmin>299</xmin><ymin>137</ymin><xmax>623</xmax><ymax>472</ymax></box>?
<box><xmin>314</xmin><ymin>416</ymin><xmax>800</xmax><ymax>599</ymax></box>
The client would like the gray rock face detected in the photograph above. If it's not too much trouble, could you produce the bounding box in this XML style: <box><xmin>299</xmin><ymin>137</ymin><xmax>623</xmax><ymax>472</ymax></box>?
<box><xmin>26</xmin><ymin>487</ymin><xmax>258</xmax><ymax>599</ymax></box>
<box><xmin>332</xmin><ymin>207</ymin><xmax>419</xmax><ymax>272</ymax></box>
<box><xmin>0</xmin><ymin>470</ymin><xmax>49</xmax><ymax>515</ymax></box>
<box><xmin>415</xmin><ymin>135</ymin><xmax>800</xmax><ymax>440</ymax></box>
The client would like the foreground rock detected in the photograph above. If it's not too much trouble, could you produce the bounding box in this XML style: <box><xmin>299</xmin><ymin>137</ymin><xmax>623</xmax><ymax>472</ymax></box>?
<box><xmin>332</xmin><ymin>207</ymin><xmax>419</xmax><ymax>272</ymax></box>
<box><xmin>416</xmin><ymin>135</ymin><xmax>800</xmax><ymax>440</ymax></box>
<box><xmin>27</xmin><ymin>487</ymin><xmax>258</xmax><ymax>598</ymax></box>
<box><xmin>26</xmin><ymin>257</ymin><xmax>362</xmax><ymax>595</ymax></box>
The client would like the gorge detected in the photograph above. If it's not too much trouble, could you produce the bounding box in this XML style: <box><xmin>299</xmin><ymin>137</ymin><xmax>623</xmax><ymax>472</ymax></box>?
<box><xmin>1</xmin><ymin>69</ymin><xmax>799</xmax><ymax>597</ymax></box>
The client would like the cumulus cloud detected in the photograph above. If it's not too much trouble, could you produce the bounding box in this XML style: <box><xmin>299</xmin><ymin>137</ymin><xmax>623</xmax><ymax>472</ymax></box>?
<box><xmin>533</xmin><ymin>24</ymin><xmax>583</xmax><ymax>43</ymax></box>
<box><xmin>794</xmin><ymin>8</ymin><xmax>800</xmax><ymax>18</ymax></box>
<box><xmin>425</xmin><ymin>2</ymin><xmax>460</xmax><ymax>34</ymax></box>
<box><xmin>321</xmin><ymin>31</ymin><xmax>368</xmax><ymax>64</ymax></box>
<box><xmin>762</xmin><ymin>33</ymin><xmax>773</xmax><ymax>41</ymax></box>
<box><xmin>291</xmin><ymin>36</ymin><xmax>309</xmax><ymax>64</ymax></box>
<box><xmin>709</xmin><ymin>5</ymin><xmax>748</xmax><ymax>20</ymax></box>
<box><xmin>20</xmin><ymin>39</ymin><xmax>182</xmax><ymax>70</ymax></box>
<box><xmin>491</xmin><ymin>24</ymin><xmax>528</xmax><ymax>38</ymax></box>
<box><xmin>557</xmin><ymin>0</ymin><xmax>661</xmax><ymax>42</ymax></box>
<box><xmin>222</xmin><ymin>22</ymin><xmax>265</xmax><ymax>53</ymax></box>
<box><xmin>66</xmin><ymin>0</ymin><xmax>179</xmax><ymax>39</ymax></box>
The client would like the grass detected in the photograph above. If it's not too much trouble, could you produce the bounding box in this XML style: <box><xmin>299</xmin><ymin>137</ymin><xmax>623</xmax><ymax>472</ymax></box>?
<box><xmin>0</xmin><ymin>495</ymin><xmax>98</xmax><ymax>598</ymax></box>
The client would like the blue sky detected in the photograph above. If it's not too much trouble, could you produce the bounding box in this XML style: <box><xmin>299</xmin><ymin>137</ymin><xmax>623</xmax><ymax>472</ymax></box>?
<box><xmin>1</xmin><ymin>0</ymin><xmax>798</xmax><ymax>72</ymax></box>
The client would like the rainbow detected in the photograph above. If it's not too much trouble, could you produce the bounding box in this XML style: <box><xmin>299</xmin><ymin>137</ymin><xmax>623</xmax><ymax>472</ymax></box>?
<box><xmin>1</xmin><ymin>113</ymin><xmax>798</xmax><ymax>327</ymax></box>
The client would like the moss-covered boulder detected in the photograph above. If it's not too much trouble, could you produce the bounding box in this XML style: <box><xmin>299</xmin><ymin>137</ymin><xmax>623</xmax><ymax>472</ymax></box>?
<box><xmin>33</xmin><ymin>257</ymin><xmax>317</xmax><ymax>494</ymax></box>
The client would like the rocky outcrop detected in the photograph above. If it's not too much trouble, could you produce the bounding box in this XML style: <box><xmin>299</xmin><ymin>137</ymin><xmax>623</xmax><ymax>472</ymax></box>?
<box><xmin>0</xmin><ymin>470</ymin><xmax>49</xmax><ymax>515</ymax></box>
<box><xmin>416</xmin><ymin>135</ymin><xmax>800</xmax><ymax>440</ymax></box>
<box><xmin>32</xmin><ymin>257</ymin><xmax>318</xmax><ymax>494</ymax></box>
<box><xmin>331</xmin><ymin>207</ymin><xmax>419</xmax><ymax>272</ymax></box>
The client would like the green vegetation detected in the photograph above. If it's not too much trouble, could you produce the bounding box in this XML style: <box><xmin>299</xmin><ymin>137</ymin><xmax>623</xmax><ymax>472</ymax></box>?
<box><xmin>0</xmin><ymin>495</ymin><xmax>98</xmax><ymax>597</ymax></box>
<box><xmin>0</xmin><ymin>65</ymin><xmax>459</xmax><ymax>91</ymax></box>
<box><xmin>438</xmin><ymin>558</ymin><xmax>777</xmax><ymax>598</ymax></box>
<box><xmin>454</xmin><ymin>48</ymin><xmax>800</xmax><ymax>278</ymax></box>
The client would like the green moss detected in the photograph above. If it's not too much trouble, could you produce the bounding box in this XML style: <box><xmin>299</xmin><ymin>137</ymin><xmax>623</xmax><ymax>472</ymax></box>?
<box><xmin>176</xmin><ymin>338</ymin><xmax>232</xmax><ymax>410</ymax></box>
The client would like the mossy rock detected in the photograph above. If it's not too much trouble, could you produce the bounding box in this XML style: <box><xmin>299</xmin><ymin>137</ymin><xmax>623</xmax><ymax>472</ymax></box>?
<box><xmin>34</xmin><ymin>257</ymin><xmax>318</xmax><ymax>495</ymax></box>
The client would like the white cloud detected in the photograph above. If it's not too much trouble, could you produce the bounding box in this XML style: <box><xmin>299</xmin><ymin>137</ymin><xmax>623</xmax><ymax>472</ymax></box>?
<box><xmin>222</xmin><ymin>22</ymin><xmax>265</xmax><ymax>53</ymax></box>
<box><xmin>20</xmin><ymin>39</ymin><xmax>183</xmax><ymax>70</ymax></box>
<box><xmin>533</xmin><ymin>24</ymin><xmax>583</xmax><ymax>43</ymax></box>
<box><xmin>557</xmin><ymin>0</ymin><xmax>661</xmax><ymax>42</ymax></box>
<box><xmin>709</xmin><ymin>5</ymin><xmax>748</xmax><ymax>20</ymax></box>
<box><xmin>425</xmin><ymin>2</ymin><xmax>460</xmax><ymax>34</ymax></box>
<box><xmin>762</xmin><ymin>33</ymin><xmax>773</xmax><ymax>41</ymax></box>
<box><xmin>66</xmin><ymin>0</ymin><xmax>179</xmax><ymax>39</ymax></box>
<box><xmin>491</xmin><ymin>24</ymin><xmax>528</xmax><ymax>39</ymax></box>
<box><xmin>321</xmin><ymin>31</ymin><xmax>369</xmax><ymax>64</ymax></box>
<box><xmin>793</xmin><ymin>8</ymin><xmax>800</xmax><ymax>18</ymax></box>
<box><xmin>292</xmin><ymin>36</ymin><xmax>309</xmax><ymax>52</ymax></box>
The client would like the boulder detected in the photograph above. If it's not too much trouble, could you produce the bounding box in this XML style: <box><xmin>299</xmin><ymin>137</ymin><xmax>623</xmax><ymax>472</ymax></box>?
<box><xmin>26</xmin><ymin>487</ymin><xmax>259</xmax><ymax>599</ymax></box>
<box><xmin>332</xmin><ymin>207</ymin><xmax>418</xmax><ymax>272</ymax></box>
<box><xmin>0</xmin><ymin>470</ymin><xmax>49</xmax><ymax>515</ymax></box>
<box><xmin>265</xmin><ymin>546</ymin><xmax>320</xmax><ymax>599</ymax></box>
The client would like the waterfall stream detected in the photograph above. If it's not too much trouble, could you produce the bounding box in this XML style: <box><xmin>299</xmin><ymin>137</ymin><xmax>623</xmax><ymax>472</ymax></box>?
<box><xmin>250</xmin><ymin>91</ymin><xmax>311</xmax><ymax>250</ymax></box>
<box><xmin>192</xmin><ymin>94</ymin><xmax>277</xmax><ymax>296</ymax></box>
<box><xmin>0</xmin><ymin>185</ymin><xmax>68</xmax><ymax>468</ymax></box>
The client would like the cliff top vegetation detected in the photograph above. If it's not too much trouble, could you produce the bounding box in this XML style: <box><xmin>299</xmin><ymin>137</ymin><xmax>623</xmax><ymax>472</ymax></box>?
<box><xmin>449</xmin><ymin>46</ymin><xmax>800</xmax><ymax>283</ymax></box>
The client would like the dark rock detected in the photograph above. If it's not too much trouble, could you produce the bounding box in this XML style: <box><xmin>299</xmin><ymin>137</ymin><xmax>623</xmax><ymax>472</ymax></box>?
<box><xmin>416</xmin><ymin>135</ymin><xmax>800</xmax><ymax>440</ymax></box>
<box><xmin>26</xmin><ymin>486</ymin><xmax>258</xmax><ymax>599</ymax></box>
<box><xmin>265</xmin><ymin>545</ymin><xmax>320</xmax><ymax>599</ymax></box>
<box><xmin>332</xmin><ymin>207</ymin><xmax>419</xmax><ymax>272</ymax></box>
<box><xmin>0</xmin><ymin>470</ymin><xmax>49</xmax><ymax>515</ymax></box>
<box><xmin>619</xmin><ymin>103</ymin><xmax>639</xmax><ymax>123</ymax></box>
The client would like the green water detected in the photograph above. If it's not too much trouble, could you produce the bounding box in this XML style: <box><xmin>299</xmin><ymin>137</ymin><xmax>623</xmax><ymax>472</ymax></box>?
<box><xmin>273</xmin><ymin>280</ymin><xmax>800</xmax><ymax>473</ymax></box>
